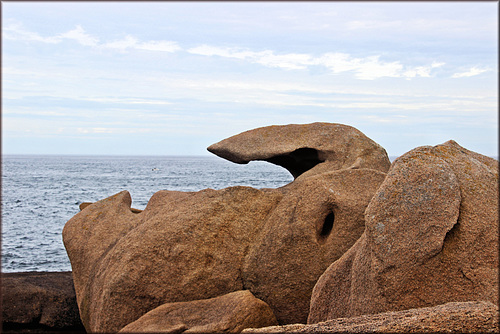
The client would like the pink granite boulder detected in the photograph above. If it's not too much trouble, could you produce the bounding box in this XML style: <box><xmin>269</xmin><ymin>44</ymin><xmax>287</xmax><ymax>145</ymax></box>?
<box><xmin>309</xmin><ymin>141</ymin><xmax>499</xmax><ymax>323</ymax></box>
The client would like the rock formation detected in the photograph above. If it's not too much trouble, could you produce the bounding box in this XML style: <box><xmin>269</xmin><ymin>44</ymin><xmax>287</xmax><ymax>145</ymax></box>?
<box><xmin>308</xmin><ymin>140</ymin><xmax>499</xmax><ymax>323</ymax></box>
<box><xmin>62</xmin><ymin>122</ymin><xmax>389</xmax><ymax>332</ymax></box>
<box><xmin>243</xmin><ymin>301</ymin><xmax>499</xmax><ymax>333</ymax></box>
<box><xmin>1</xmin><ymin>272</ymin><xmax>85</xmax><ymax>332</ymax></box>
<box><xmin>118</xmin><ymin>290</ymin><xmax>278</xmax><ymax>333</ymax></box>
<box><xmin>207</xmin><ymin>122</ymin><xmax>390</xmax><ymax>179</ymax></box>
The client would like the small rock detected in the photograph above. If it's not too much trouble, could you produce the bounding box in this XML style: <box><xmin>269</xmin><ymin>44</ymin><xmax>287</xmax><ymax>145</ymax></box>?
<box><xmin>119</xmin><ymin>290</ymin><xmax>278</xmax><ymax>333</ymax></box>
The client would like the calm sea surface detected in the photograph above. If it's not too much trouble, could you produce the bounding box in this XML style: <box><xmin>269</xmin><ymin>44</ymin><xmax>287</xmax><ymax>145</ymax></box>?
<box><xmin>1</xmin><ymin>155</ymin><xmax>293</xmax><ymax>273</ymax></box>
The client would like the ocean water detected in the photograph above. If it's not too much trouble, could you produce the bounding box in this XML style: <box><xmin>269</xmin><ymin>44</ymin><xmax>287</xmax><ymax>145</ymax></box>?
<box><xmin>1</xmin><ymin>155</ymin><xmax>293</xmax><ymax>273</ymax></box>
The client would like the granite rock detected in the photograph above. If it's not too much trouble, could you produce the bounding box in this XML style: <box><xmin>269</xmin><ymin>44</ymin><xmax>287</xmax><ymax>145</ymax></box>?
<box><xmin>1</xmin><ymin>271</ymin><xmax>84</xmax><ymax>331</ymax></box>
<box><xmin>207</xmin><ymin>122</ymin><xmax>390</xmax><ymax>179</ymax></box>
<box><xmin>118</xmin><ymin>290</ymin><xmax>278</xmax><ymax>333</ymax></box>
<box><xmin>308</xmin><ymin>141</ymin><xmax>499</xmax><ymax>323</ymax></box>
<box><xmin>244</xmin><ymin>301</ymin><xmax>499</xmax><ymax>333</ymax></box>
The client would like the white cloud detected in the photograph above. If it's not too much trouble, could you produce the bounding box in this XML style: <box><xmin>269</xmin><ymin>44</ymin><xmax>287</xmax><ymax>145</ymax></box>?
<box><xmin>187</xmin><ymin>45</ymin><xmax>313</xmax><ymax>70</ymax></box>
<box><xmin>59</xmin><ymin>25</ymin><xmax>99</xmax><ymax>46</ymax></box>
<box><xmin>4</xmin><ymin>22</ymin><xmax>180</xmax><ymax>53</ymax></box>
<box><xmin>3</xmin><ymin>22</ymin><xmax>61</xmax><ymax>43</ymax></box>
<box><xmin>103</xmin><ymin>35</ymin><xmax>139</xmax><ymax>50</ymax></box>
<box><xmin>451</xmin><ymin>66</ymin><xmax>491</xmax><ymax>78</ymax></box>
<box><xmin>4</xmin><ymin>23</ymin><xmax>489</xmax><ymax>81</ymax></box>
<box><xmin>136</xmin><ymin>40</ymin><xmax>181</xmax><ymax>52</ymax></box>
<box><xmin>188</xmin><ymin>46</ymin><xmax>445</xmax><ymax>80</ymax></box>
<box><xmin>103</xmin><ymin>35</ymin><xmax>181</xmax><ymax>53</ymax></box>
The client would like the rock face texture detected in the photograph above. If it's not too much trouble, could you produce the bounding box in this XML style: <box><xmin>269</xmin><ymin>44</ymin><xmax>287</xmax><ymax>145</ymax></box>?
<box><xmin>1</xmin><ymin>272</ymin><xmax>84</xmax><ymax>332</ymax></box>
<box><xmin>243</xmin><ymin>301</ymin><xmax>499</xmax><ymax>333</ymax></box>
<box><xmin>64</xmin><ymin>170</ymin><xmax>386</xmax><ymax>332</ymax></box>
<box><xmin>243</xmin><ymin>169</ymin><xmax>387</xmax><ymax>325</ymax></box>
<box><xmin>308</xmin><ymin>140</ymin><xmax>499</xmax><ymax>323</ymax></box>
<box><xmin>63</xmin><ymin>122</ymin><xmax>389</xmax><ymax>332</ymax></box>
<box><xmin>207</xmin><ymin>122</ymin><xmax>391</xmax><ymax>179</ymax></box>
<box><xmin>118</xmin><ymin>290</ymin><xmax>278</xmax><ymax>333</ymax></box>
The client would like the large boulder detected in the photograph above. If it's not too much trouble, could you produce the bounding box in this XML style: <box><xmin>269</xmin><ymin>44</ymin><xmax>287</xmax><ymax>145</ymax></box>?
<box><xmin>64</xmin><ymin>187</ymin><xmax>281</xmax><ymax>332</ymax></box>
<box><xmin>63</xmin><ymin>123</ymin><xmax>389</xmax><ymax>332</ymax></box>
<box><xmin>207</xmin><ymin>122</ymin><xmax>391</xmax><ymax>179</ymax></box>
<box><xmin>64</xmin><ymin>169</ymin><xmax>386</xmax><ymax>332</ymax></box>
<box><xmin>308</xmin><ymin>141</ymin><xmax>498</xmax><ymax>323</ymax></box>
<box><xmin>243</xmin><ymin>301</ymin><xmax>499</xmax><ymax>333</ymax></box>
<box><xmin>118</xmin><ymin>290</ymin><xmax>278</xmax><ymax>333</ymax></box>
<box><xmin>243</xmin><ymin>168</ymin><xmax>387</xmax><ymax>324</ymax></box>
<box><xmin>1</xmin><ymin>271</ymin><xmax>84</xmax><ymax>332</ymax></box>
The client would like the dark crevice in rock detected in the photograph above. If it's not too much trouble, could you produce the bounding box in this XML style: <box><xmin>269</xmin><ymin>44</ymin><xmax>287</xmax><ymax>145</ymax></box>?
<box><xmin>264</xmin><ymin>148</ymin><xmax>324</xmax><ymax>179</ymax></box>
<box><xmin>317</xmin><ymin>211</ymin><xmax>335</xmax><ymax>244</ymax></box>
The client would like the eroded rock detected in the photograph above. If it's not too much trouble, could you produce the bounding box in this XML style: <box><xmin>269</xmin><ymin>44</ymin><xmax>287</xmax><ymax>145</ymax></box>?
<box><xmin>207</xmin><ymin>122</ymin><xmax>391</xmax><ymax>179</ymax></box>
<box><xmin>63</xmin><ymin>123</ymin><xmax>390</xmax><ymax>332</ymax></box>
<box><xmin>308</xmin><ymin>141</ymin><xmax>499</xmax><ymax>323</ymax></box>
<box><xmin>118</xmin><ymin>290</ymin><xmax>278</xmax><ymax>333</ymax></box>
<box><xmin>244</xmin><ymin>301</ymin><xmax>499</xmax><ymax>333</ymax></box>
<box><xmin>243</xmin><ymin>168</ymin><xmax>387</xmax><ymax>324</ymax></box>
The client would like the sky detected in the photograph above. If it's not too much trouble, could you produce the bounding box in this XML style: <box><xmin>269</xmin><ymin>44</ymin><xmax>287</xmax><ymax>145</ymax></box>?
<box><xmin>2</xmin><ymin>1</ymin><xmax>498</xmax><ymax>157</ymax></box>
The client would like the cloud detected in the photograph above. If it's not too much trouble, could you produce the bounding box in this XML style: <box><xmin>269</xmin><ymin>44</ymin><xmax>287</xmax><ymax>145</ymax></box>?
<box><xmin>3</xmin><ymin>22</ymin><xmax>61</xmax><ymax>43</ymax></box>
<box><xmin>4</xmin><ymin>22</ymin><xmax>180</xmax><ymax>53</ymax></box>
<box><xmin>59</xmin><ymin>25</ymin><xmax>99</xmax><ymax>46</ymax></box>
<box><xmin>451</xmin><ymin>66</ymin><xmax>491</xmax><ymax>78</ymax></box>
<box><xmin>102</xmin><ymin>35</ymin><xmax>181</xmax><ymax>52</ymax></box>
<box><xmin>3</xmin><ymin>23</ymin><xmax>489</xmax><ymax>81</ymax></box>
<box><xmin>136</xmin><ymin>40</ymin><xmax>182</xmax><ymax>52</ymax></box>
<box><xmin>188</xmin><ymin>45</ymin><xmax>314</xmax><ymax>70</ymax></box>
<box><xmin>402</xmin><ymin>62</ymin><xmax>445</xmax><ymax>79</ymax></box>
<box><xmin>188</xmin><ymin>46</ymin><xmax>445</xmax><ymax>80</ymax></box>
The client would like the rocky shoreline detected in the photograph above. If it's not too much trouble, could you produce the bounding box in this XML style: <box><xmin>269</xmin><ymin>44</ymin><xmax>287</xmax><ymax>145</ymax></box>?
<box><xmin>3</xmin><ymin>123</ymin><xmax>498</xmax><ymax>333</ymax></box>
<box><xmin>2</xmin><ymin>271</ymin><xmax>498</xmax><ymax>333</ymax></box>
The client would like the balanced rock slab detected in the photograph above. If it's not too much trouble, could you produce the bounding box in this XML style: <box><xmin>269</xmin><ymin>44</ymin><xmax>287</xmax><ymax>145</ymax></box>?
<box><xmin>308</xmin><ymin>141</ymin><xmax>499</xmax><ymax>323</ymax></box>
<box><xmin>207</xmin><ymin>122</ymin><xmax>391</xmax><ymax>179</ymax></box>
<box><xmin>119</xmin><ymin>290</ymin><xmax>278</xmax><ymax>333</ymax></box>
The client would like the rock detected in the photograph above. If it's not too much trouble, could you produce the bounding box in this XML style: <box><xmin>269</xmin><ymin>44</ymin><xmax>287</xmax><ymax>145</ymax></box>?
<box><xmin>118</xmin><ymin>290</ymin><xmax>278</xmax><ymax>333</ymax></box>
<box><xmin>207</xmin><ymin>122</ymin><xmax>391</xmax><ymax>179</ymax></box>
<box><xmin>1</xmin><ymin>271</ymin><xmax>85</xmax><ymax>332</ymax></box>
<box><xmin>308</xmin><ymin>141</ymin><xmax>499</xmax><ymax>323</ymax></box>
<box><xmin>243</xmin><ymin>301</ymin><xmax>499</xmax><ymax>333</ymax></box>
<box><xmin>63</xmin><ymin>170</ymin><xmax>386</xmax><ymax>332</ymax></box>
<box><xmin>64</xmin><ymin>187</ymin><xmax>280</xmax><ymax>332</ymax></box>
<box><xmin>243</xmin><ymin>168</ymin><xmax>387</xmax><ymax>324</ymax></box>
<box><xmin>79</xmin><ymin>201</ymin><xmax>142</xmax><ymax>213</ymax></box>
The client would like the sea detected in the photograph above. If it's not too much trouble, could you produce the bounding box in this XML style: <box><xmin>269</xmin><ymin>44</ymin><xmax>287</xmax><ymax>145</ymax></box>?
<box><xmin>1</xmin><ymin>155</ymin><xmax>293</xmax><ymax>273</ymax></box>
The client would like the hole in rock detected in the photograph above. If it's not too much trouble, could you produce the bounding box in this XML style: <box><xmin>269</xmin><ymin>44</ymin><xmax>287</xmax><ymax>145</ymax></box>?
<box><xmin>265</xmin><ymin>147</ymin><xmax>324</xmax><ymax>179</ymax></box>
<box><xmin>319</xmin><ymin>212</ymin><xmax>335</xmax><ymax>240</ymax></box>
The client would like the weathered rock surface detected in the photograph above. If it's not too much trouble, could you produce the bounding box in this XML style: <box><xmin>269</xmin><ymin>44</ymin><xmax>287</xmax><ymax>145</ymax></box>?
<box><xmin>207</xmin><ymin>122</ymin><xmax>391</xmax><ymax>179</ymax></box>
<box><xmin>64</xmin><ymin>187</ymin><xmax>280</xmax><ymax>332</ymax></box>
<box><xmin>308</xmin><ymin>140</ymin><xmax>499</xmax><ymax>323</ymax></box>
<box><xmin>243</xmin><ymin>301</ymin><xmax>499</xmax><ymax>333</ymax></box>
<box><xmin>79</xmin><ymin>201</ymin><xmax>142</xmax><ymax>213</ymax></box>
<box><xmin>243</xmin><ymin>168</ymin><xmax>387</xmax><ymax>324</ymax></box>
<box><xmin>63</xmin><ymin>157</ymin><xmax>387</xmax><ymax>330</ymax></box>
<box><xmin>1</xmin><ymin>271</ymin><xmax>85</xmax><ymax>332</ymax></box>
<box><xmin>118</xmin><ymin>290</ymin><xmax>278</xmax><ymax>333</ymax></box>
<box><xmin>64</xmin><ymin>168</ymin><xmax>386</xmax><ymax>332</ymax></box>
